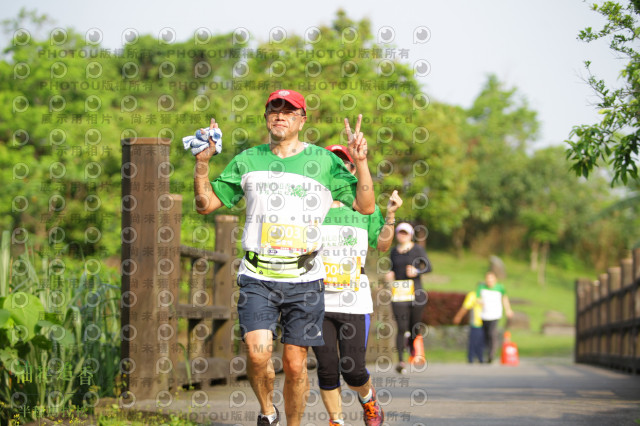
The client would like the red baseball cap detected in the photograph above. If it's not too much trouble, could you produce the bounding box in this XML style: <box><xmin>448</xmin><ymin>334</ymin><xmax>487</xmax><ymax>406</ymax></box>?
<box><xmin>325</xmin><ymin>144</ymin><xmax>353</xmax><ymax>163</ymax></box>
<box><xmin>265</xmin><ymin>90</ymin><xmax>306</xmax><ymax>113</ymax></box>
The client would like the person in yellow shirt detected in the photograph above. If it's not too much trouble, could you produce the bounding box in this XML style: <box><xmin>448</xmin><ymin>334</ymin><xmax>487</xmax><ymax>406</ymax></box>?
<box><xmin>452</xmin><ymin>290</ymin><xmax>484</xmax><ymax>363</ymax></box>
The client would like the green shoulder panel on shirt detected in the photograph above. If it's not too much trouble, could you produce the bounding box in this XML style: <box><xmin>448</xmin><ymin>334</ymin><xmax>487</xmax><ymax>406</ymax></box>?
<box><xmin>323</xmin><ymin>205</ymin><xmax>384</xmax><ymax>248</ymax></box>
<box><xmin>211</xmin><ymin>144</ymin><xmax>357</xmax><ymax>208</ymax></box>
<box><xmin>323</xmin><ymin>205</ymin><xmax>368</xmax><ymax>230</ymax></box>
<box><xmin>323</xmin><ymin>147</ymin><xmax>358</xmax><ymax>206</ymax></box>
<box><xmin>366</xmin><ymin>205</ymin><xmax>385</xmax><ymax>247</ymax></box>
<box><xmin>477</xmin><ymin>282</ymin><xmax>506</xmax><ymax>295</ymax></box>
<box><xmin>210</xmin><ymin>154</ymin><xmax>243</xmax><ymax>208</ymax></box>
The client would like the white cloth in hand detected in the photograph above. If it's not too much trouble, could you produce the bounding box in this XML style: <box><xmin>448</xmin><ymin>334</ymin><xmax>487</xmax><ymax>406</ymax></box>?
<box><xmin>182</xmin><ymin>128</ymin><xmax>222</xmax><ymax>156</ymax></box>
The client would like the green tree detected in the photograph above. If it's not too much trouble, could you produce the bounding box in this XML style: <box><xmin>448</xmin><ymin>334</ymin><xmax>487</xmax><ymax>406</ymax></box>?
<box><xmin>0</xmin><ymin>11</ymin><xmax>240</xmax><ymax>259</ymax></box>
<box><xmin>458</xmin><ymin>75</ymin><xmax>539</xmax><ymax>253</ymax></box>
<box><xmin>589</xmin><ymin>179</ymin><xmax>640</xmax><ymax>249</ymax></box>
<box><xmin>516</xmin><ymin>146</ymin><xmax>635</xmax><ymax>273</ymax></box>
<box><xmin>1</xmin><ymin>8</ymin><xmax>476</xmax><ymax>265</ymax></box>
<box><xmin>519</xmin><ymin>148</ymin><xmax>581</xmax><ymax>284</ymax></box>
<box><xmin>227</xmin><ymin>11</ymin><xmax>473</xmax><ymax>241</ymax></box>
<box><xmin>567</xmin><ymin>0</ymin><xmax>640</xmax><ymax>185</ymax></box>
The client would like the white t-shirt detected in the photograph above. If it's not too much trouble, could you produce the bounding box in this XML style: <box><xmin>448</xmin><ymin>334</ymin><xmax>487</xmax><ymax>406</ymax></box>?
<box><xmin>211</xmin><ymin>143</ymin><xmax>358</xmax><ymax>283</ymax></box>
<box><xmin>478</xmin><ymin>282</ymin><xmax>507</xmax><ymax>321</ymax></box>
<box><xmin>320</xmin><ymin>205</ymin><xmax>384</xmax><ymax>314</ymax></box>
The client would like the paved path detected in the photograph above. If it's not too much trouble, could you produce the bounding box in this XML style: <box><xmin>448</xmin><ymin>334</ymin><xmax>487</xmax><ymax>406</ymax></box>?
<box><xmin>134</xmin><ymin>357</ymin><xmax>640</xmax><ymax>425</ymax></box>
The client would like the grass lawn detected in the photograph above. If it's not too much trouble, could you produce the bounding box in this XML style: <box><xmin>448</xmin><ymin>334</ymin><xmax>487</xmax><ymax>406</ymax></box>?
<box><xmin>420</xmin><ymin>249</ymin><xmax>594</xmax><ymax>362</ymax></box>
<box><xmin>425</xmin><ymin>332</ymin><xmax>574</xmax><ymax>363</ymax></box>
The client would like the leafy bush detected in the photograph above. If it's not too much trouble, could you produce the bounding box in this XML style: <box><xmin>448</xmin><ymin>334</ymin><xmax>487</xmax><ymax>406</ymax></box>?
<box><xmin>0</xmin><ymin>231</ymin><xmax>120</xmax><ymax>424</ymax></box>
<box><xmin>423</xmin><ymin>291</ymin><xmax>467</xmax><ymax>326</ymax></box>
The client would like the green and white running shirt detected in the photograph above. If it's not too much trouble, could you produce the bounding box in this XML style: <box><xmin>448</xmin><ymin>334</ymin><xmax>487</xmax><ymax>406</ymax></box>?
<box><xmin>477</xmin><ymin>282</ymin><xmax>507</xmax><ymax>321</ymax></box>
<box><xmin>211</xmin><ymin>143</ymin><xmax>358</xmax><ymax>283</ymax></box>
<box><xmin>320</xmin><ymin>204</ymin><xmax>384</xmax><ymax>314</ymax></box>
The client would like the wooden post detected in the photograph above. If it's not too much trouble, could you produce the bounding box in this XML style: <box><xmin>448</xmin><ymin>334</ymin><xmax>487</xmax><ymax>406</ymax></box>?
<box><xmin>619</xmin><ymin>258</ymin><xmax>633</xmax><ymax>370</ymax></box>
<box><xmin>593</xmin><ymin>280</ymin><xmax>601</xmax><ymax>357</ymax></box>
<box><xmin>121</xmin><ymin>137</ymin><xmax>171</xmax><ymax>401</ymax></box>
<box><xmin>586</xmin><ymin>280</ymin><xmax>594</xmax><ymax>333</ymax></box>
<box><xmin>575</xmin><ymin>279</ymin><xmax>584</xmax><ymax>361</ymax></box>
<box><xmin>576</xmin><ymin>278</ymin><xmax>593</xmax><ymax>361</ymax></box>
<box><xmin>588</xmin><ymin>279</ymin><xmax>595</xmax><ymax>330</ymax></box>
<box><xmin>622</xmin><ymin>258</ymin><xmax>633</xmax><ymax>287</ymax></box>
<box><xmin>154</xmin><ymin>192</ymin><xmax>177</xmax><ymax>391</ymax></box>
<box><xmin>166</xmin><ymin>194</ymin><xmax>182</xmax><ymax>390</ymax></box>
<box><xmin>585</xmin><ymin>281</ymin><xmax>600</xmax><ymax>307</ymax></box>
<box><xmin>609</xmin><ymin>267</ymin><xmax>622</xmax><ymax>325</ymax></box>
<box><xmin>621</xmin><ymin>258</ymin><xmax>633</xmax><ymax>321</ymax></box>
<box><xmin>608</xmin><ymin>267</ymin><xmax>622</xmax><ymax>366</ymax></box>
<box><xmin>596</xmin><ymin>274</ymin><xmax>607</xmax><ymax>359</ymax></box>
<box><xmin>212</xmin><ymin>215</ymin><xmax>239</xmax><ymax>378</ymax></box>
<box><xmin>634</xmin><ymin>249</ymin><xmax>640</xmax><ymax>319</ymax></box>
<box><xmin>590</xmin><ymin>279</ymin><xmax>598</xmax><ymax>331</ymax></box>
<box><xmin>188</xmin><ymin>256</ymin><xmax>209</xmax><ymax>366</ymax></box>
<box><xmin>633</xmin><ymin>248</ymin><xmax>640</xmax><ymax>282</ymax></box>
<box><xmin>633</xmin><ymin>249</ymin><xmax>640</xmax><ymax>373</ymax></box>
<box><xmin>609</xmin><ymin>267</ymin><xmax>622</xmax><ymax>292</ymax></box>
<box><xmin>599</xmin><ymin>273</ymin><xmax>608</xmax><ymax>329</ymax></box>
<box><xmin>599</xmin><ymin>273</ymin><xmax>608</xmax><ymax>298</ymax></box>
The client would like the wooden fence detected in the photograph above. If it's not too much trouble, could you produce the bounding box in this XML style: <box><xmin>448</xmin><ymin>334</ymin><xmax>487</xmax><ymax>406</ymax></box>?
<box><xmin>120</xmin><ymin>137</ymin><xmax>241</xmax><ymax>401</ymax></box>
<box><xmin>575</xmin><ymin>248</ymin><xmax>640</xmax><ymax>373</ymax></box>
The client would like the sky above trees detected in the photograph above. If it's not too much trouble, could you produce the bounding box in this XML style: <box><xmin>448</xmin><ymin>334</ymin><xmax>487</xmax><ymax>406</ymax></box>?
<box><xmin>0</xmin><ymin>0</ymin><xmax>623</xmax><ymax>149</ymax></box>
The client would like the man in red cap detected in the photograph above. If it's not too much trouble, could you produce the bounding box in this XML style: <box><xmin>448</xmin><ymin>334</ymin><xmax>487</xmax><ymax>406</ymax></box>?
<box><xmin>193</xmin><ymin>90</ymin><xmax>375</xmax><ymax>426</ymax></box>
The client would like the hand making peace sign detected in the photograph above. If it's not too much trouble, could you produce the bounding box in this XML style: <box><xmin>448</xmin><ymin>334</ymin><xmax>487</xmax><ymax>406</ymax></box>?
<box><xmin>345</xmin><ymin>114</ymin><xmax>368</xmax><ymax>163</ymax></box>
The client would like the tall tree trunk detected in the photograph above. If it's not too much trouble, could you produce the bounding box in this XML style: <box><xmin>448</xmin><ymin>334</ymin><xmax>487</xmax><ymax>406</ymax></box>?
<box><xmin>452</xmin><ymin>227</ymin><xmax>465</xmax><ymax>258</ymax></box>
<box><xmin>537</xmin><ymin>241</ymin><xmax>549</xmax><ymax>286</ymax></box>
<box><xmin>530</xmin><ymin>240</ymin><xmax>539</xmax><ymax>271</ymax></box>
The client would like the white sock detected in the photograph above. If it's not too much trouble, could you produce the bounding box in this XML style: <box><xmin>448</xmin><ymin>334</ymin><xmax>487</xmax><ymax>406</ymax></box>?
<box><xmin>332</xmin><ymin>420</ymin><xmax>345</xmax><ymax>425</ymax></box>
<box><xmin>359</xmin><ymin>389</ymin><xmax>373</xmax><ymax>403</ymax></box>
<box><xmin>261</xmin><ymin>406</ymin><xmax>277</xmax><ymax>422</ymax></box>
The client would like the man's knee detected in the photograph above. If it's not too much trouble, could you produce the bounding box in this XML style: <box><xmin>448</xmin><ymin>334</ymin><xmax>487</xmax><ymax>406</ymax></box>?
<box><xmin>247</xmin><ymin>346</ymin><xmax>273</xmax><ymax>366</ymax></box>
<box><xmin>283</xmin><ymin>346</ymin><xmax>308</xmax><ymax>378</ymax></box>
<box><xmin>283</xmin><ymin>355</ymin><xmax>307</xmax><ymax>377</ymax></box>
<box><xmin>245</xmin><ymin>331</ymin><xmax>274</xmax><ymax>365</ymax></box>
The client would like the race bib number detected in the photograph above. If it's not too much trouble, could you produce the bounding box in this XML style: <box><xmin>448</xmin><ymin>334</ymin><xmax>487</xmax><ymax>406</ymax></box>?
<box><xmin>391</xmin><ymin>280</ymin><xmax>415</xmax><ymax>302</ymax></box>
<box><xmin>260</xmin><ymin>223</ymin><xmax>310</xmax><ymax>255</ymax></box>
<box><xmin>323</xmin><ymin>257</ymin><xmax>361</xmax><ymax>292</ymax></box>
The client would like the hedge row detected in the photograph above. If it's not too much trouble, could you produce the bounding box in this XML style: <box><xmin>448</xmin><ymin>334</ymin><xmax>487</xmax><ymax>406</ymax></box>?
<box><xmin>423</xmin><ymin>291</ymin><xmax>468</xmax><ymax>326</ymax></box>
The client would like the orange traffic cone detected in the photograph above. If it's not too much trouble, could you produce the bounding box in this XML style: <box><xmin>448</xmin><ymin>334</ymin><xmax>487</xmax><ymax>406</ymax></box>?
<box><xmin>501</xmin><ymin>331</ymin><xmax>519</xmax><ymax>366</ymax></box>
<box><xmin>409</xmin><ymin>335</ymin><xmax>426</xmax><ymax>366</ymax></box>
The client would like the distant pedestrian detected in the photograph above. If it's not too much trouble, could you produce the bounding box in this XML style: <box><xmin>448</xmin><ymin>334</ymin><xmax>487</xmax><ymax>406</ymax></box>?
<box><xmin>478</xmin><ymin>271</ymin><xmax>513</xmax><ymax>363</ymax></box>
<box><xmin>385</xmin><ymin>223</ymin><xmax>431</xmax><ymax>374</ymax></box>
<box><xmin>453</xmin><ymin>290</ymin><xmax>484</xmax><ymax>363</ymax></box>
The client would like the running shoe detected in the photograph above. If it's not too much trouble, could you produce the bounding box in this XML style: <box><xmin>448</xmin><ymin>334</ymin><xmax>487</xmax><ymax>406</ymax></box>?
<box><xmin>361</xmin><ymin>386</ymin><xmax>384</xmax><ymax>426</ymax></box>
